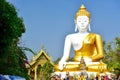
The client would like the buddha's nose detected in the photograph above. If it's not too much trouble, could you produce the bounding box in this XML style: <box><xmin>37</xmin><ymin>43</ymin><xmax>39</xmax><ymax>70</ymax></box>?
<box><xmin>81</xmin><ymin>23</ymin><xmax>84</xmax><ymax>25</ymax></box>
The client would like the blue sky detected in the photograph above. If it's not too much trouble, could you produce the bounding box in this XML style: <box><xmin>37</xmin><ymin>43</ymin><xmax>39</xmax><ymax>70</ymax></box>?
<box><xmin>7</xmin><ymin>0</ymin><xmax>120</xmax><ymax>61</ymax></box>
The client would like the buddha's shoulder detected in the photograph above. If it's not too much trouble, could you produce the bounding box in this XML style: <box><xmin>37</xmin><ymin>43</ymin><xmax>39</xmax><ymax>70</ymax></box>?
<box><xmin>66</xmin><ymin>33</ymin><xmax>101</xmax><ymax>36</ymax></box>
<box><xmin>65</xmin><ymin>33</ymin><xmax>102</xmax><ymax>39</ymax></box>
<box><xmin>89</xmin><ymin>33</ymin><xmax>102</xmax><ymax>38</ymax></box>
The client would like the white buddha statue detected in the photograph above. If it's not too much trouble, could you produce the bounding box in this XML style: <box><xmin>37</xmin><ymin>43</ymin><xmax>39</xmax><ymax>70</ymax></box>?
<box><xmin>54</xmin><ymin>4</ymin><xmax>107</xmax><ymax>72</ymax></box>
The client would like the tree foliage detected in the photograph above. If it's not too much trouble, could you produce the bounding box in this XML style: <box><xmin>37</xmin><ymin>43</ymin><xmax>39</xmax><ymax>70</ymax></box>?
<box><xmin>103</xmin><ymin>37</ymin><xmax>120</xmax><ymax>75</ymax></box>
<box><xmin>0</xmin><ymin>0</ymin><xmax>29</xmax><ymax>79</ymax></box>
<box><xmin>54</xmin><ymin>57</ymin><xmax>61</xmax><ymax>64</ymax></box>
<box><xmin>38</xmin><ymin>62</ymin><xmax>54</xmax><ymax>80</ymax></box>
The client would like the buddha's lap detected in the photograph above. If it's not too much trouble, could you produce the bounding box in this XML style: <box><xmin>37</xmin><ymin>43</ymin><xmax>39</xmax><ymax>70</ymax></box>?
<box><xmin>55</xmin><ymin>61</ymin><xmax>107</xmax><ymax>72</ymax></box>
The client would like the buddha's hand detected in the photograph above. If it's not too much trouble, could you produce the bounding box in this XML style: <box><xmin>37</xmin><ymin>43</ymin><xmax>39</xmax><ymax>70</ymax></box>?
<box><xmin>58</xmin><ymin>60</ymin><xmax>66</xmax><ymax>70</ymax></box>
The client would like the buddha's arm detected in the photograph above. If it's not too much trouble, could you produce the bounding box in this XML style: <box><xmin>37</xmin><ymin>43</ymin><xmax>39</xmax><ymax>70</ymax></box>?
<box><xmin>92</xmin><ymin>34</ymin><xmax>104</xmax><ymax>62</ymax></box>
<box><xmin>60</xmin><ymin>35</ymin><xmax>72</xmax><ymax>62</ymax></box>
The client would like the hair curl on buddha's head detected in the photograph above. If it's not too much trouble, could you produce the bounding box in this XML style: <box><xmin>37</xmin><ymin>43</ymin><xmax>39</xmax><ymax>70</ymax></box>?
<box><xmin>75</xmin><ymin>4</ymin><xmax>90</xmax><ymax>20</ymax></box>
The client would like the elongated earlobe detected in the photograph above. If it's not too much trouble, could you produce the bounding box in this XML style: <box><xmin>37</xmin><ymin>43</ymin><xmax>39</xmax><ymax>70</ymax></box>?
<box><xmin>75</xmin><ymin>25</ymin><xmax>77</xmax><ymax>32</ymax></box>
<box><xmin>74</xmin><ymin>19</ymin><xmax>77</xmax><ymax>32</ymax></box>
<box><xmin>88</xmin><ymin>19</ymin><xmax>91</xmax><ymax>31</ymax></box>
<box><xmin>88</xmin><ymin>24</ymin><xmax>91</xmax><ymax>31</ymax></box>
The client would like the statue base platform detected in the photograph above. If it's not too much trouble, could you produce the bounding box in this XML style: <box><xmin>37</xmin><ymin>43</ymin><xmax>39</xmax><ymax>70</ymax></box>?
<box><xmin>53</xmin><ymin>71</ymin><xmax>112</xmax><ymax>79</ymax></box>
<box><xmin>54</xmin><ymin>61</ymin><xmax>113</xmax><ymax>79</ymax></box>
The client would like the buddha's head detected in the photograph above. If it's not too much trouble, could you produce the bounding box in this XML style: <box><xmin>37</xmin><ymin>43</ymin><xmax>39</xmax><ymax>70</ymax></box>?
<box><xmin>75</xmin><ymin>4</ymin><xmax>91</xmax><ymax>32</ymax></box>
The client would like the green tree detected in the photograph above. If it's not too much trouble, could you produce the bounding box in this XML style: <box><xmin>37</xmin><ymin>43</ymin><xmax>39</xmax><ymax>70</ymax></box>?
<box><xmin>39</xmin><ymin>62</ymin><xmax>54</xmax><ymax>80</ymax></box>
<box><xmin>0</xmin><ymin>0</ymin><xmax>29</xmax><ymax>79</ymax></box>
<box><xmin>54</xmin><ymin>57</ymin><xmax>61</xmax><ymax>64</ymax></box>
<box><xmin>113</xmin><ymin>38</ymin><xmax>120</xmax><ymax>75</ymax></box>
<box><xmin>103</xmin><ymin>38</ymin><xmax>120</xmax><ymax>75</ymax></box>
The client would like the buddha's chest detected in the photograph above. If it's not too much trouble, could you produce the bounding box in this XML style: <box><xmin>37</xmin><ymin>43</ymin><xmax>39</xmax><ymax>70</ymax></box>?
<box><xmin>71</xmin><ymin>33</ymin><xmax>94</xmax><ymax>50</ymax></box>
<box><xmin>71</xmin><ymin>34</ymin><xmax>88</xmax><ymax>44</ymax></box>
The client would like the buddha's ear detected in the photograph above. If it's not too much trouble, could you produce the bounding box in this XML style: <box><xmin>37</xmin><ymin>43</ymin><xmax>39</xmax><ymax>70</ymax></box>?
<box><xmin>88</xmin><ymin>24</ymin><xmax>91</xmax><ymax>31</ymax></box>
<box><xmin>75</xmin><ymin>25</ymin><xmax>78</xmax><ymax>32</ymax></box>
<box><xmin>88</xmin><ymin>19</ymin><xmax>91</xmax><ymax>31</ymax></box>
<box><xmin>74</xmin><ymin>19</ymin><xmax>77</xmax><ymax>32</ymax></box>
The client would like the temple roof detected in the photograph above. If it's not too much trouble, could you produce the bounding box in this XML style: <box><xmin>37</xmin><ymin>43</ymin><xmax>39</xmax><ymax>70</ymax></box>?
<box><xmin>26</xmin><ymin>48</ymin><xmax>54</xmax><ymax>68</ymax></box>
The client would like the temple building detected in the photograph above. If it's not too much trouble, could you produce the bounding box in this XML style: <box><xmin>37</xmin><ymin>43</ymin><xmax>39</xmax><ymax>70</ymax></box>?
<box><xmin>26</xmin><ymin>47</ymin><xmax>54</xmax><ymax>80</ymax></box>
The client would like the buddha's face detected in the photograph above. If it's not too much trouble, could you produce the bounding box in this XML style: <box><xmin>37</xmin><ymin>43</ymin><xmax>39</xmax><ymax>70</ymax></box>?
<box><xmin>75</xmin><ymin>16</ymin><xmax>90</xmax><ymax>32</ymax></box>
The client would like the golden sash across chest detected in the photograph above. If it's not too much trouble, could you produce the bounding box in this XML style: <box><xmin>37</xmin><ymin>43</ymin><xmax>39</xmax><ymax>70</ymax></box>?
<box><xmin>74</xmin><ymin>33</ymin><xmax>97</xmax><ymax>61</ymax></box>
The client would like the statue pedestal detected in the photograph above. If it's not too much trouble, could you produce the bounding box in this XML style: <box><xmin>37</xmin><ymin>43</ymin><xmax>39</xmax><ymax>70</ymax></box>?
<box><xmin>54</xmin><ymin>61</ymin><xmax>112</xmax><ymax>79</ymax></box>
<box><xmin>54</xmin><ymin>71</ymin><xmax>112</xmax><ymax>79</ymax></box>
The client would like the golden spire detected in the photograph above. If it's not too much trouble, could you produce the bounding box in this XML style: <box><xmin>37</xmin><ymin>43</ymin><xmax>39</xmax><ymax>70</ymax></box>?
<box><xmin>80</xmin><ymin>4</ymin><xmax>85</xmax><ymax>9</ymax></box>
<box><xmin>75</xmin><ymin>4</ymin><xmax>90</xmax><ymax>20</ymax></box>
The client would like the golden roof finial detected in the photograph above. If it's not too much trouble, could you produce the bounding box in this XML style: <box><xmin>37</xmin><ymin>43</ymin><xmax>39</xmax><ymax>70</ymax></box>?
<box><xmin>75</xmin><ymin>4</ymin><xmax>90</xmax><ymax>20</ymax></box>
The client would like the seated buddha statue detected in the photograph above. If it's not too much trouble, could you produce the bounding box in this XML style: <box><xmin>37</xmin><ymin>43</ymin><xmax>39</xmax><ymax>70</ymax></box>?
<box><xmin>54</xmin><ymin>4</ymin><xmax>107</xmax><ymax>72</ymax></box>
